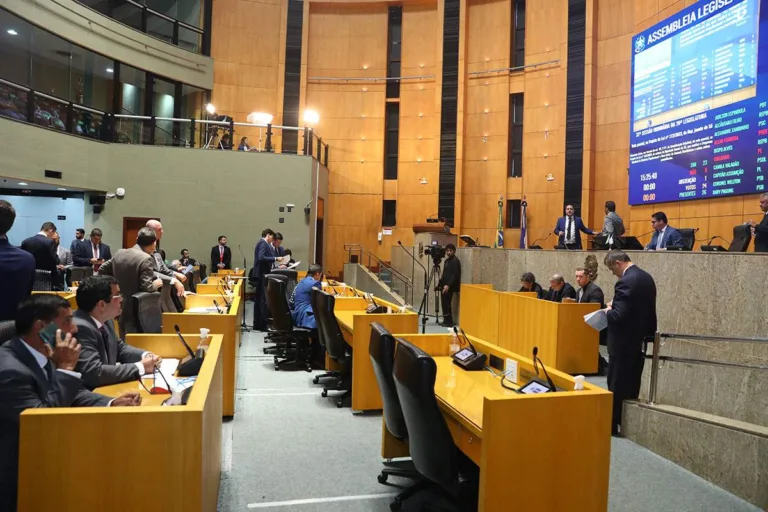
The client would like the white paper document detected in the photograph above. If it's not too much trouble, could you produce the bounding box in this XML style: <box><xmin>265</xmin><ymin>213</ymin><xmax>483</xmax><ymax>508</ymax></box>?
<box><xmin>584</xmin><ymin>309</ymin><xmax>608</xmax><ymax>331</ymax></box>
<box><xmin>287</xmin><ymin>260</ymin><xmax>301</xmax><ymax>269</ymax></box>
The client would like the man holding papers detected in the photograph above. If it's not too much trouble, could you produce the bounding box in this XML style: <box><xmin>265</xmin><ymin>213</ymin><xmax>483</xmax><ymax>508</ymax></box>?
<box><xmin>74</xmin><ymin>275</ymin><xmax>161</xmax><ymax>389</ymax></box>
<box><xmin>602</xmin><ymin>250</ymin><xmax>657</xmax><ymax>437</ymax></box>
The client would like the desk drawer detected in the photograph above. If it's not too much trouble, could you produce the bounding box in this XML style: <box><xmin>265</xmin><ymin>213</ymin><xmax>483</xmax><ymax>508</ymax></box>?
<box><xmin>459</xmin><ymin>429</ymin><xmax>482</xmax><ymax>466</ymax></box>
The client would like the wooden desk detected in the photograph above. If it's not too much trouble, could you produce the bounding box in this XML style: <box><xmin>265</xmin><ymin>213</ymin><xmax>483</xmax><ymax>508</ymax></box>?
<box><xmin>382</xmin><ymin>333</ymin><xmax>612</xmax><ymax>512</ymax></box>
<box><xmin>162</xmin><ymin>293</ymin><xmax>241</xmax><ymax>417</ymax></box>
<box><xmin>214</xmin><ymin>269</ymin><xmax>245</xmax><ymax>277</ymax></box>
<box><xmin>460</xmin><ymin>284</ymin><xmax>599</xmax><ymax>374</ymax></box>
<box><xmin>31</xmin><ymin>291</ymin><xmax>77</xmax><ymax>310</ymax></box>
<box><xmin>17</xmin><ymin>334</ymin><xmax>223</xmax><ymax>512</ymax></box>
<box><xmin>333</xmin><ymin>296</ymin><xmax>418</xmax><ymax>412</ymax></box>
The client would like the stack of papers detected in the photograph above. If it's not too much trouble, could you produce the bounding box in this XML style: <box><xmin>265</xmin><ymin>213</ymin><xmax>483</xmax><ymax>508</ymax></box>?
<box><xmin>584</xmin><ymin>310</ymin><xmax>608</xmax><ymax>331</ymax></box>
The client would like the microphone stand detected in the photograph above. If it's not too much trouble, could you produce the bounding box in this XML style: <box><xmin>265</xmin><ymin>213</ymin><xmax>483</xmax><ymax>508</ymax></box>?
<box><xmin>398</xmin><ymin>241</ymin><xmax>430</xmax><ymax>334</ymax></box>
<box><xmin>238</xmin><ymin>244</ymin><xmax>251</xmax><ymax>332</ymax></box>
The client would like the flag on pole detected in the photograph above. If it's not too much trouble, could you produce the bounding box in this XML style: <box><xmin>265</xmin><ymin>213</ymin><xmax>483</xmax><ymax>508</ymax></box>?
<box><xmin>519</xmin><ymin>197</ymin><xmax>528</xmax><ymax>249</ymax></box>
<box><xmin>495</xmin><ymin>194</ymin><xmax>504</xmax><ymax>248</ymax></box>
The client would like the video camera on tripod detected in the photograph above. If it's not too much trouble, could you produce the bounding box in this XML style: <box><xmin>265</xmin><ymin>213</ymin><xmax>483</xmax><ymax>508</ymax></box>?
<box><xmin>423</xmin><ymin>244</ymin><xmax>446</xmax><ymax>263</ymax></box>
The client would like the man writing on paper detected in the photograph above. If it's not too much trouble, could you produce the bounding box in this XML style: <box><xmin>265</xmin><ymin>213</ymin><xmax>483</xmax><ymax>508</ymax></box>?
<box><xmin>0</xmin><ymin>295</ymin><xmax>140</xmax><ymax>512</ymax></box>
<box><xmin>74</xmin><ymin>275</ymin><xmax>162</xmax><ymax>389</ymax></box>
<box><xmin>602</xmin><ymin>250</ymin><xmax>657</xmax><ymax>436</ymax></box>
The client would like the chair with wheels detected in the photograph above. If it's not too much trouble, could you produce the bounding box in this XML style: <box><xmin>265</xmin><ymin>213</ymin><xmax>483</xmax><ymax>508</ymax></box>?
<box><xmin>266</xmin><ymin>277</ymin><xmax>312</xmax><ymax>372</ymax></box>
<box><xmin>677</xmin><ymin>228</ymin><xmax>696</xmax><ymax>251</ymax></box>
<box><xmin>32</xmin><ymin>269</ymin><xmax>52</xmax><ymax>291</ymax></box>
<box><xmin>369</xmin><ymin>323</ymin><xmax>429</xmax><ymax>509</ymax></box>
<box><xmin>393</xmin><ymin>339</ymin><xmax>479</xmax><ymax>511</ymax></box>
<box><xmin>310</xmin><ymin>288</ymin><xmax>340</xmax><ymax>385</ymax></box>
<box><xmin>132</xmin><ymin>292</ymin><xmax>162</xmax><ymax>333</ymax></box>
<box><xmin>263</xmin><ymin>273</ymin><xmax>290</xmax><ymax>354</ymax></box>
<box><xmin>317</xmin><ymin>290</ymin><xmax>353</xmax><ymax>407</ymax></box>
<box><xmin>270</xmin><ymin>269</ymin><xmax>299</xmax><ymax>304</ymax></box>
<box><xmin>0</xmin><ymin>320</ymin><xmax>16</xmax><ymax>345</ymax></box>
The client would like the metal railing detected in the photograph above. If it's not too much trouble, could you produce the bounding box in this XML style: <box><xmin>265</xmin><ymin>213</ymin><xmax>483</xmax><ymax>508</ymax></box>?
<box><xmin>647</xmin><ymin>331</ymin><xmax>768</xmax><ymax>405</ymax></box>
<box><xmin>344</xmin><ymin>244</ymin><xmax>414</xmax><ymax>305</ymax></box>
<box><xmin>0</xmin><ymin>78</ymin><xmax>329</xmax><ymax>165</ymax></box>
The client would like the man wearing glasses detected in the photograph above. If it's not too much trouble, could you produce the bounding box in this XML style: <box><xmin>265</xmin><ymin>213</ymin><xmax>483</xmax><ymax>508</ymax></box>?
<box><xmin>645</xmin><ymin>211</ymin><xmax>683</xmax><ymax>251</ymax></box>
<box><xmin>73</xmin><ymin>275</ymin><xmax>161</xmax><ymax>389</ymax></box>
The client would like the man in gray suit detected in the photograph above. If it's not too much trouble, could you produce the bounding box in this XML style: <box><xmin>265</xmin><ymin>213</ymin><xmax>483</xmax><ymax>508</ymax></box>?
<box><xmin>601</xmin><ymin>201</ymin><xmax>625</xmax><ymax>248</ymax></box>
<box><xmin>74</xmin><ymin>275</ymin><xmax>161</xmax><ymax>389</ymax></box>
<box><xmin>146</xmin><ymin>219</ymin><xmax>186</xmax><ymax>298</ymax></box>
<box><xmin>98</xmin><ymin>227</ymin><xmax>163</xmax><ymax>337</ymax></box>
<box><xmin>0</xmin><ymin>295</ymin><xmax>141</xmax><ymax>512</ymax></box>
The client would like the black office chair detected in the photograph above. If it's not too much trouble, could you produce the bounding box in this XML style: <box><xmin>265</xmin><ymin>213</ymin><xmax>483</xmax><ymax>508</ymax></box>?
<box><xmin>270</xmin><ymin>269</ymin><xmax>298</xmax><ymax>304</ymax></box>
<box><xmin>311</xmin><ymin>287</ymin><xmax>339</xmax><ymax>385</ymax></box>
<box><xmin>677</xmin><ymin>229</ymin><xmax>696</xmax><ymax>251</ymax></box>
<box><xmin>369</xmin><ymin>323</ymin><xmax>428</xmax><ymax>509</ymax></box>
<box><xmin>69</xmin><ymin>266</ymin><xmax>93</xmax><ymax>284</ymax></box>
<box><xmin>168</xmin><ymin>284</ymin><xmax>186</xmax><ymax>313</ymax></box>
<box><xmin>0</xmin><ymin>320</ymin><xmax>16</xmax><ymax>345</ymax></box>
<box><xmin>132</xmin><ymin>292</ymin><xmax>162</xmax><ymax>333</ymax></box>
<box><xmin>263</xmin><ymin>273</ymin><xmax>290</xmax><ymax>354</ymax></box>
<box><xmin>729</xmin><ymin>224</ymin><xmax>752</xmax><ymax>252</ymax></box>
<box><xmin>317</xmin><ymin>290</ymin><xmax>353</xmax><ymax>407</ymax></box>
<box><xmin>266</xmin><ymin>277</ymin><xmax>312</xmax><ymax>372</ymax></box>
<box><xmin>32</xmin><ymin>269</ymin><xmax>52</xmax><ymax>291</ymax></box>
<box><xmin>393</xmin><ymin>339</ymin><xmax>479</xmax><ymax>512</ymax></box>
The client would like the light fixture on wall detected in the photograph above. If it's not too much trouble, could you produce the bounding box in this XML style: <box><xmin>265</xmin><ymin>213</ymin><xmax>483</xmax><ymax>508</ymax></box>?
<box><xmin>545</xmin><ymin>173</ymin><xmax>555</xmax><ymax>181</ymax></box>
<box><xmin>361</xmin><ymin>136</ymin><xmax>366</xmax><ymax>141</ymax></box>
<box><xmin>417</xmin><ymin>157</ymin><xmax>422</xmax><ymax>163</ymax></box>
<box><xmin>484</xmin><ymin>108</ymin><xmax>489</xmax><ymax>114</ymax></box>
<box><xmin>362</xmin><ymin>87</ymin><xmax>368</xmax><ymax>92</ymax></box>
<box><xmin>362</xmin><ymin>64</ymin><xmax>369</xmax><ymax>70</ymax></box>
<box><xmin>57</xmin><ymin>187</ymin><xmax>67</xmax><ymax>191</ymax></box>
<box><xmin>420</xmin><ymin>177</ymin><xmax>428</xmax><ymax>184</ymax></box>
<box><xmin>247</xmin><ymin>112</ymin><xmax>273</xmax><ymax>125</ymax></box>
<box><xmin>304</xmin><ymin>109</ymin><xmax>320</xmax><ymax>124</ymax></box>
<box><xmin>206</xmin><ymin>103</ymin><xmax>216</xmax><ymax>115</ymax></box>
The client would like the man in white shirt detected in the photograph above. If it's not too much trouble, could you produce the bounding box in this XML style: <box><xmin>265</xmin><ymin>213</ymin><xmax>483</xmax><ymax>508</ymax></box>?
<box><xmin>0</xmin><ymin>295</ymin><xmax>140</xmax><ymax>511</ymax></box>
<box><xmin>73</xmin><ymin>275</ymin><xmax>161</xmax><ymax>389</ymax></box>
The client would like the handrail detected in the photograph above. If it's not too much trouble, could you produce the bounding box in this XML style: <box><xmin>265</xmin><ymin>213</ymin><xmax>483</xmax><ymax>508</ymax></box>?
<box><xmin>308</xmin><ymin>75</ymin><xmax>435</xmax><ymax>82</ymax></box>
<box><xmin>467</xmin><ymin>58</ymin><xmax>561</xmax><ymax>76</ymax></box>
<box><xmin>647</xmin><ymin>331</ymin><xmax>768</xmax><ymax>405</ymax></box>
<box><xmin>344</xmin><ymin>244</ymin><xmax>414</xmax><ymax>304</ymax></box>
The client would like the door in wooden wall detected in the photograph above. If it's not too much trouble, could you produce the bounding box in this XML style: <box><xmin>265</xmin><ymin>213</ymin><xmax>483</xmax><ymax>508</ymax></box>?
<box><xmin>122</xmin><ymin>217</ymin><xmax>156</xmax><ymax>248</ymax></box>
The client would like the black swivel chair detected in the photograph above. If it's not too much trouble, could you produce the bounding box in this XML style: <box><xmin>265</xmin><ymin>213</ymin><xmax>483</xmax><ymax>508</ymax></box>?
<box><xmin>263</xmin><ymin>273</ymin><xmax>290</xmax><ymax>355</ymax></box>
<box><xmin>311</xmin><ymin>287</ymin><xmax>340</xmax><ymax>385</ymax></box>
<box><xmin>677</xmin><ymin>229</ymin><xmax>696</xmax><ymax>251</ymax></box>
<box><xmin>317</xmin><ymin>290</ymin><xmax>353</xmax><ymax>407</ymax></box>
<box><xmin>32</xmin><ymin>269</ymin><xmax>53</xmax><ymax>291</ymax></box>
<box><xmin>270</xmin><ymin>269</ymin><xmax>298</xmax><ymax>304</ymax></box>
<box><xmin>729</xmin><ymin>224</ymin><xmax>752</xmax><ymax>252</ymax></box>
<box><xmin>369</xmin><ymin>323</ymin><xmax>429</xmax><ymax>510</ymax></box>
<box><xmin>266</xmin><ymin>277</ymin><xmax>312</xmax><ymax>372</ymax></box>
<box><xmin>132</xmin><ymin>292</ymin><xmax>162</xmax><ymax>333</ymax></box>
<box><xmin>0</xmin><ymin>320</ymin><xmax>16</xmax><ymax>345</ymax></box>
<box><xmin>393</xmin><ymin>339</ymin><xmax>479</xmax><ymax>512</ymax></box>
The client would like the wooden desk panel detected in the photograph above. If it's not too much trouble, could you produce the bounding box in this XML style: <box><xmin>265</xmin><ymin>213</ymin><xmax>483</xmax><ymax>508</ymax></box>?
<box><xmin>162</xmin><ymin>296</ymin><xmax>241</xmax><ymax>417</ymax></box>
<box><xmin>32</xmin><ymin>291</ymin><xmax>77</xmax><ymax>310</ymax></box>
<box><xmin>17</xmin><ymin>334</ymin><xmax>223</xmax><ymax>512</ymax></box>
<box><xmin>458</xmin><ymin>285</ymin><xmax>500</xmax><ymax>343</ymax></box>
<box><xmin>382</xmin><ymin>333</ymin><xmax>611</xmax><ymax>512</ymax></box>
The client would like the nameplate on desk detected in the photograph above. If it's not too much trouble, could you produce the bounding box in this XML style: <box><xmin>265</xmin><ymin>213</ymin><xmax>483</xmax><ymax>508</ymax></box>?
<box><xmin>187</xmin><ymin>306</ymin><xmax>223</xmax><ymax>314</ymax></box>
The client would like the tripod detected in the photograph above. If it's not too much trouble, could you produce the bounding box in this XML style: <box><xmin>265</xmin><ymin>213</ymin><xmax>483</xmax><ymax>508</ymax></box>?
<box><xmin>416</xmin><ymin>257</ymin><xmax>443</xmax><ymax>333</ymax></box>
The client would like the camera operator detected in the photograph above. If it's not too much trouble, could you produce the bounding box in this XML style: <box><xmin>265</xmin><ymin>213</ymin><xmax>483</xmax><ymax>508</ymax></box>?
<box><xmin>438</xmin><ymin>243</ymin><xmax>461</xmax><ymax>326</ymax></box>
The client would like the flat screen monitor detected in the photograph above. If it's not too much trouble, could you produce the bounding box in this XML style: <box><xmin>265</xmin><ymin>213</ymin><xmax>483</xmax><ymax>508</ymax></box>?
<box><xmin>629</xmin><ymin>0</ymin><xmax>766</xmax><ymax>205</ymax></box>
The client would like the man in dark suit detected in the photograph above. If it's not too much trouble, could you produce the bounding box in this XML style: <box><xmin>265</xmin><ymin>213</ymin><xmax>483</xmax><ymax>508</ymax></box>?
<box><xmin>72</xmin><ymin>228</ymin><xmax>112</xmax><ymax>270</ymax></box>
<box><xmin>74</xmin><ymin>275</ymin><xmax>161</xmax><ymax>388</ymax></box>
<box><xmin>603</xmin><ymin>250</ymin><xmax>657</xmax><ymax>436</ymax></box>
<box><xmin>145</xmin><ymin>220</ymin><xmax>186</xmax><ymax>299</ymax></box>
<box><xmin>21</xmin><ymin>221</ymin><xmax>62</xmax><ymax>290</ymax></box>
<box><xmin>544</xmin><ymin>274</ymin><xmax>577</xmax><ymax>302</ymax></box>
<box><xmin>98</xmin><ymin>227</ymin><xmax>163</xmax><ymax>337</ymax></box>
<box><xmin>518</xmin><ymin>272</ymin><xmax>545</xmax><ymax>299</ymax></box>
<box><xmin>211</xmin><ymin>235</ymin><xmax>232</xmax><ymax>272</ymax></box>
<box><xmin>748</xmin><ymin>193</ymin><xmax>768</xmax><ymax>252</ymax></box>
<box><xmin>251</xmin><ymin>228</ymin><xmax>277</xmax><ymax>330</ymax></box>
<box><xmin>575</xmin><ymin>267</ymin><xmax>608</xmax><ymax>375</ymax></box>
<box><xmin>438</xmin><ymin>244</ymin><xmax>461</xmax><ymax>326</ymax></box>
<box><xmin>645</xmin><ymin>212</ymin><xmax>683</xmax><ymax>250</ymax></box>
<box><xmin>0</xmin><ymin>295</ymin><xmax>140</xmax><ymax>511</ymax></box>
<box><xmin>553</xmin><ymin>204</ymin><xmax>594</xmax><ymax>249</ymax></box>
<box><xmin>273</xmin><ymin>232</ymin><xmax>286</xmax><ymax>257</ymax></box>
<box><xmin>70</xmin><ymin>228</ymin><xmax>85</xmax><ymax>253</ymax></box>
<box><xmin>0</xmin><ymin>200</ymin><xmax>35</xmax><ymax>321</ymax></box>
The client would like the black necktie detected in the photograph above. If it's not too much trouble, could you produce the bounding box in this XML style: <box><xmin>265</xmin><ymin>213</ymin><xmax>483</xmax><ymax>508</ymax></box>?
<box><xmin>99</xmin><ymin>325</ymin><xmax>111</xmax><ymax>363</ymax></box>
<box><xmin>567</xmin><ymin>217</ymin><xmax>573</xmax><ymax>242</ymax></box>
<box><xmin>43</xmin><ymin>361</ymin><xmax>54</xmax><ymax>381</ymax></box>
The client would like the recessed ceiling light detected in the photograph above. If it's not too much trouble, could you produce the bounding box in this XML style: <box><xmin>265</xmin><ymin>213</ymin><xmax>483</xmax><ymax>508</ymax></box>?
<box><xmin>106</xmin><ymin>68</ymin><xmax>113</xmax><ymax>73</ymax></box>
<box><xmin>7</xmin><ymin>29</ymin><xmax>18</xmax><ymax>36</ymax></box>
<box><xmin>57</xmin><ymin>187</ymin><xmax>67</xmax><ymax>191</ymax></box>
<box><xmin>18</xmin><ymin>182</ymin><xmax>28</xmax><ymax>186</ymax></box>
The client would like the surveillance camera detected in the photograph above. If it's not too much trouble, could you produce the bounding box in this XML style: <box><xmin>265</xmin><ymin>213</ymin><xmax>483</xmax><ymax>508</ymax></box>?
<box><xmin>116</xmin><ymin>187</ymin><xmax>126</xmax><ymax>198</ymax></box>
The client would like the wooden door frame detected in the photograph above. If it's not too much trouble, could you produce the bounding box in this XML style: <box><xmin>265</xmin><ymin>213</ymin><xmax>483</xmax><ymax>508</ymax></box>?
<box><xmin>122</xmin><ymin>217</ymin><xmax>158</xmax><ymax>248</ymax></box>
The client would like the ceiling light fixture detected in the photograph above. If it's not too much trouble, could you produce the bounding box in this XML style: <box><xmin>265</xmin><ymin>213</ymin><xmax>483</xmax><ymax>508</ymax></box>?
<box><xmin>57</xmin><ymin>187</ymin><xmax>67</xmax><ymax>191</ymax></box>
<box><xmin>18</xmin><ymin>182</ymin><xmax>28</xmax><ymax>186</ymax></box>
<box><xmin>106</xmin><ymin>68</ymin><xmax>114</xmax><ymax>73</ymax></box>
<box><xmin>7</xmin><ymin>29</ymin><xmax>18</xmax><ymax>36</ymax></box>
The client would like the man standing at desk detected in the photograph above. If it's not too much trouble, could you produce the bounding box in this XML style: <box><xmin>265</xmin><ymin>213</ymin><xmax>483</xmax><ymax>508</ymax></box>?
<box><xmin>603</xmin><ymin>250</ymin><xmax>656</xmax><ymax>436</ymax></box>
<box><xmin>439</xmin><ymin>244</ymin><xmax>460</xmax><ymax>326</ymax></box>
<box><xmin>0</xmin><ymin>200</ymin><xmax>35</xmax><ymax>322</ymax></box>
<box><xmin>645</xmin><ymin>212</ymin><xmax>683</xmax><ymax>250</ymax></box>
<box><xmin>74</xmin><ymin>275</ymin><xmax>161</xmax><ymax>389</ymax></box>
<box><xmin>251</xmin><ymin>228</ymin><xmax>277</xmax><ymax>331</ymax></box>
<box><xmin>21</xmin><ymin>221</ymin><xmax>62</xmax><ymax>290</ymax></box>
<box><xmin>575</xmin><ymin>266</ymin><xmax>608</xmax><ymax>375</ymax></box>
<box><xmin>553</xmin><ymin>205</ymin><xmax>594</xmax><ymax>249</ymax></box>
<box><xmin>0</xmin><ymin>295</ymin><xmax>140</xmax><ymax>512</ymax></box>
<box><xmin>211</xmin><ymin>235</ymin><xmax>232</xmax><ymax>272</ymax></box>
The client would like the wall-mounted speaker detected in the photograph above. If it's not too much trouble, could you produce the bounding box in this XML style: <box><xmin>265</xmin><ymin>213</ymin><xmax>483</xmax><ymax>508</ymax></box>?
<box><xmin>92</xmin><ymin>205</ymin><xmax>104</xmax><ymax>214</ymax></box>
<box><xmin>89</xmin><ymin>195</ymin><xmax>106</xmax><ymax>205</ymax></box>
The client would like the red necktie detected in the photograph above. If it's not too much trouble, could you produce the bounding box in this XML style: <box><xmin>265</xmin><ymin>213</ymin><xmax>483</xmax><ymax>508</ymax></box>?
<box><xmin>219</xmin><ymin>246</ymin><xmax>224</xmax><ymax>263</ymax></box>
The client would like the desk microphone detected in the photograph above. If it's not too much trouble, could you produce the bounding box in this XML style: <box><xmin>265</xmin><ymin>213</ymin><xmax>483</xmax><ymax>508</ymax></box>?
<box><xmin>532</xmin><ymin>346</ymin><xmax>557</xmax><ymax>392</ymax></box>
<box><xmin>397</xmin><ymin>241</ymin><xmax>428</xmax><ymax>274</ymax></box>
<box><xmin>454</xmin><ymin>326</ymin><xmax>478</xmax><ymax>355</ymax></box>
<box><xmin>216</xmin><ymin>286</ymin><xmax>232</xmax><ymax>307</ymax></box>
<box><xmin>174</xmin><ymin>324</ymin><xmax>205</xmax><ymax>377</ymax></box>
<box><xmin>528</xmin><ymin>233</ymin><xmax>552</xmax><ymax>249</ymax></box>
<box><xmin>238</xmin><ymin>244</ymin><xmax>247</xmax><ymax>275</ymax></box>
<box><xmin>212</xmin><ymin>299</ymin><xmax>225</xmax><ymax>314</ymax></box>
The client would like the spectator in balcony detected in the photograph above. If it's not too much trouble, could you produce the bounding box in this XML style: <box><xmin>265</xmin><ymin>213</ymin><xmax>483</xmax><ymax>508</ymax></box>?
<box><xmin>238</xmin><ymin>136</ymin><xmax>251</xmax><ymax>152</ymax></box>
<box><xmin>219</xmin><ymin>133</ymin><xmax>232</xmax><ymax>150</ymax></box>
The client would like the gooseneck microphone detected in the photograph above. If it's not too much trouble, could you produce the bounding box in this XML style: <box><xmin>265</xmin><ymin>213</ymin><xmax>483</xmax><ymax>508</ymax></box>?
<box><xmin>454</xmin><ymin>326</ymin><xmax>478</xmax><ymax>355</ymax></box>
<box><xmin>212</xmin><ymin>299</ymin><xmax>225</xmax><ymax>314</ymax></box>
<box><xmin>532</xmin><ymin>346</ymin><xmax>557</xmax><ymax>392</ymax></box>
<box><xmin>174</xmin><ymin>324</ymin><xmax>205</xmax><ymax>377</ymax></box>
<box><xmin>238</xmin><ymin>244</ymin><xmax>247</xmax><ymax>273</ymax></box>
<box><xmin>397</xmin><ymin>240</ymin><xmax>428</xmax><ymax>274</ymax></box>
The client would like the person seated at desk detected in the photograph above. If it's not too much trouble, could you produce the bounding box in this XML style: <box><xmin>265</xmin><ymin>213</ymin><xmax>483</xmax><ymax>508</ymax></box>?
<box><xmin>544</xmin><ymin>274</ymin><xmax>577</xmax><ymax>302</ymax></box>
<box><xmin>0</xmin><ymin>295</ymin><xmax>141</xmax><ymax>512</ymax></box>
<box><xmin>283</xmin><ymin>249</ymin><xmax>296</xmax><ymax>266</ymax></box>
<box><xmin>291</xmin><ymin>264</ymin><xmax>324</xmax><ymax>366</ymax></box>
<box><xmin>74</xmin><ymin>275</ymin><xmax>161</xmax><ymax>389</ymax></box>
<box><xmin>518</xmin><ymin>272</ymin><xmax>545</xmax><ymax>299</ymax></box>
<box><xmin>575</xmin><ymin>265</ymin><xmax>608</xmax><ymax>375</ymax></box>
<box><xmin>238</xmin><ymin>136</ymin><xmax>251</xmax><ymax>151</ymax></box>
<box><xmin>645</xmin><ymin>211</ymin><xmax>683</xmax><ymax>250</ymax></box>
<box><xmin>174</xmin><ymin>248</ymin><xmax>198</xmax><ymax>272</ymax></box>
